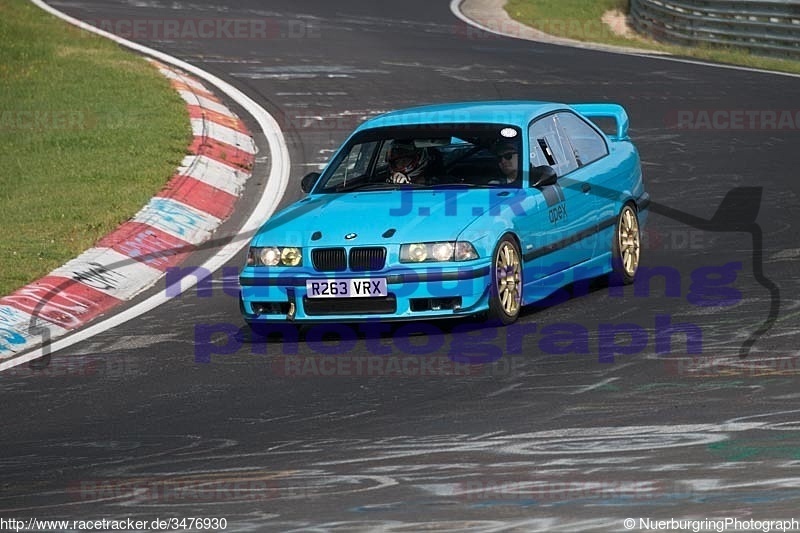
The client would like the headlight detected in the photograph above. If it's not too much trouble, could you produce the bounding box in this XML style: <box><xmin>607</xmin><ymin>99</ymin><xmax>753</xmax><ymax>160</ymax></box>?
<box><xmin>280</xmin><ymin>247</ymin><xmax>302</xmax><ymax>266</ymax></box>
<box><xmin>404</xmin><ymin>243</ymin><xmax>428</xmax><ymax>262</ymax></box>
<box><xmin>247</xmin><ymin>246</ymin><xmax>303</xmax><ymax>267</ymax></box>
<box><xmin>432</xmin><ymin>242</ymin><xmax>454</xmax><ymax>262</ymax></box>
<box><xmin>400</xmin><ymin>241</ymin><xmax>478</xmax><ymax>263</ymax></box>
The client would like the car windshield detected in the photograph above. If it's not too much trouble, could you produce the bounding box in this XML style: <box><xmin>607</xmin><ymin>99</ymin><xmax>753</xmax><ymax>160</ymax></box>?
<box><xmin>315</xmin><ymin>124</ymin><xmax>523</xmax><ymax>193</ymax></box>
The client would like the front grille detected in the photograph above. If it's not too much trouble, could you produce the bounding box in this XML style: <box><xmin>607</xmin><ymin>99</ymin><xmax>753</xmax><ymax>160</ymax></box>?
<box><xmin>349</xmin><ymin>247</ymin><xmax>387</xmax><ymax>272</ymax></box>
<box><xmin>303</xmin><ymin>295</ymin><xmax>397</xmax><ymax>316</ymax></box>
<box><xmin>311</xmin><ymin>247</ymin><xmax>386</xmax><ymax>272</ymax></box>
<box><xmin>311</xmin><ymin>248</ymin><xmax>346</xmax><ymax>272</ymax></box>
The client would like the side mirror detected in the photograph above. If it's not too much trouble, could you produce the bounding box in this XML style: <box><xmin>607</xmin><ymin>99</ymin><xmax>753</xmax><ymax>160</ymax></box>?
<box><xmin>301</xmin><ymin>172</ymin><xmax>320</xmax><ymax>193</ymax></box>
<box><xmin>530</xmin><ymin>165</ymin><xmax>557</xmax><ymax>188</ymax></box>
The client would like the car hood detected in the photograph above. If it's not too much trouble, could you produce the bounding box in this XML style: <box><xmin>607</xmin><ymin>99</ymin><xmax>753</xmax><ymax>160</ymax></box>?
<box><xmin>252</xmin><ymin>189</ymin><xmax>519</xmax><ymax>247</ymax></box>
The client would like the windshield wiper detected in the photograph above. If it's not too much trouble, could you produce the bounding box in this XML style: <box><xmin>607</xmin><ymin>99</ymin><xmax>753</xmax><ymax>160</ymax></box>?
<box><xmin>429</xmin><ymin>182</ymin><xmax>479</xmax><ymax>188</ymax></box>
<box><xmin>335</xmin><ymin>180</ymin><xmax>382</xmax><ymax>192</ymax></box>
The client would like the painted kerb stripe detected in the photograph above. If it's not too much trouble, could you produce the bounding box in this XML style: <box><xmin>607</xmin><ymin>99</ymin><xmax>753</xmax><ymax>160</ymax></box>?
<box><xmin>0</xmin><ymin>62</ymin><xmax>254</xmax><ymax>358</ymax></box>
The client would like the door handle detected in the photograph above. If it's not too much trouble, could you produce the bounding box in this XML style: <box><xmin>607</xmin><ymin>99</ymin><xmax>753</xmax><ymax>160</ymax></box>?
<box><xmin>581</xmin><ymin>183</ymin><xmax>591</xmax><ymax>193</ymax></box>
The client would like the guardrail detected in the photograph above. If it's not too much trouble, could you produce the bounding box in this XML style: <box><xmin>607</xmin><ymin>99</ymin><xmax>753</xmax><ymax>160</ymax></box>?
<box><xmin>629</xmin><ymin>0</ymin><xmax>800</xmax><ymax>60</ymax></box>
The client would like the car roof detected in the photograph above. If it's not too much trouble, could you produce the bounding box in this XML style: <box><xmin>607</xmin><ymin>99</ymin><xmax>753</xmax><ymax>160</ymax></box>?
<box><xmin>356</xmin><ymin>101</ymin><xmax>568</xmax><ymax>131</ymax></box>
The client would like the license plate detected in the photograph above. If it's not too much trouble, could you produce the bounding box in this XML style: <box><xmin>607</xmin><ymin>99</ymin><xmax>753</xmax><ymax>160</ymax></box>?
<box><xmin>306</xmin><ymin>278</ymin><xmax>388</xmax><ymax>298</ymax></box>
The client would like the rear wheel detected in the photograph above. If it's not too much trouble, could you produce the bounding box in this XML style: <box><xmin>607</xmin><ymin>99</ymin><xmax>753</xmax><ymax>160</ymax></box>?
<box><xmin>487</xmin><ymin>235</ymin><xmax>523</xmax><ymax>325</ymax></box>
<box><xmin>612</xmin><ymin>203</ymin><xmax>641</xmax><ymax>284</ymax></box>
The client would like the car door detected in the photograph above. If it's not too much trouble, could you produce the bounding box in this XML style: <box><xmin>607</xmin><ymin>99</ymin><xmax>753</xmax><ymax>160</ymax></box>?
<box><xmin>553</xmin><ymin>111</ymin><xmax>612</xmax><ymax>257</ymax></box>
<box><xmin>517</xmin><ymin>113</ymin><xmax>598</xmax><ymax>282</ymax></box>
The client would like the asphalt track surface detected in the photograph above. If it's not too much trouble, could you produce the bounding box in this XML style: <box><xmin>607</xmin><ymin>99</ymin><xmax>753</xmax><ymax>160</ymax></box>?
<box><xmin>2</xmin><ymin>1</ymin><xmax>800</xmax><ymax>531</ymax></box>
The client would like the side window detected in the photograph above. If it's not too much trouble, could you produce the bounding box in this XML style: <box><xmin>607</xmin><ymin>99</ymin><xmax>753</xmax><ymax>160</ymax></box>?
<box><xmin>528</xmin><ymin>115</ymin><xmax>578</xmax><ymax>178</ymax></box>
<box><xmin>375</xmin><ymin>140</ymin><xmax>392</xmax><ymax>176</ymax></box>
<box><xmin>555</xmin><ymin>112</ymin><xmax>608</xmax><ymax>167</ymax></box>
<box><xmin>325</xmin><ymin>141</ymin><xmax>377</xmax><ymax>188</ymax></box>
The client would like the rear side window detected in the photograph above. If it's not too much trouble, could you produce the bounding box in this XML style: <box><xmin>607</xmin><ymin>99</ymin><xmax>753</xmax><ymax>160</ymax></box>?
<box><xmin>528</xmin><ymin>114</ymin><xmax>578</xmax><ymax>178</ymax></box>
<box><xmin>555</xmin><ymin>112</ymin><xmax>608</xmax><ymax>167</ymax></box>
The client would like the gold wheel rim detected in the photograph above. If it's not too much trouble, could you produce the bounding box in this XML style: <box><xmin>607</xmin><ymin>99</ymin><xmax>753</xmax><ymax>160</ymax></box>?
<box><xmin>496</xmin><ymin>242</ymin><xmax>522</xmax><ymax>316</ymax></box>
<box><xmin>618</xmin><ymin>206</ymin><xmax>640</xmax><ymax>277</ymax></box>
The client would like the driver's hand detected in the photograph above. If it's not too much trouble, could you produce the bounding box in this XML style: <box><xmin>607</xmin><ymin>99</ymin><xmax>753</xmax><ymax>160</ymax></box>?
<box><xmin>388</xmin><ymin>172</ymin><xmax>411</xmax><ymax>184</ymax></box>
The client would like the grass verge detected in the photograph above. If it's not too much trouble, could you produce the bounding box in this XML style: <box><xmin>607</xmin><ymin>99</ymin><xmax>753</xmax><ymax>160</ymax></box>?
<box><xmin>504</xmin><ymin>0</ymin><xmax>800</xmax><ymax>75</ymax></box>
<box><xmin>0</xmin><ymin>0</ymin><xmax>190</xmax><ymax>296</ymax></box>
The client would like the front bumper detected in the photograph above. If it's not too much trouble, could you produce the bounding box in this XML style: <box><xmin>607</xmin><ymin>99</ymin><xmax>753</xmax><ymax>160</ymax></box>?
<box><xmin>239</xmin><ymin>261</ymin><xmax>492</xmax><ymax>323</ymax></box>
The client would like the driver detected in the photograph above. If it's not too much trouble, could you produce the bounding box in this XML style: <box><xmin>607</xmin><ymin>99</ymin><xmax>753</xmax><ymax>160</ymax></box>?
<box><xmin>492</xmin><ymin>141</ymin><xmax>520</xmax><ymax>184</ymax></box>
<box><xmin>386</xmin><ymin>140</ymin><xmax>431</xmax><ymax>184</ymax></box>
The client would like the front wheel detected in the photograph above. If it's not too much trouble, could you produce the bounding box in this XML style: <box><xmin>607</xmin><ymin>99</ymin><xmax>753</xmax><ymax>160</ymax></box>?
<box><xmin>487</xmin><ymin>235</ymin><xmax>523</xmax><ymax>325</ymax></box>
<box><xmin>612</xmin><ymin>203</ymin><xmax>641</xmax><ymax>284</ymax></box>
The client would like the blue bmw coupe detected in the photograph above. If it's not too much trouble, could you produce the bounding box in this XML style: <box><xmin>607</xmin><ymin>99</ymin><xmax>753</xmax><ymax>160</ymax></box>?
<box><xmin>239</xmin><ymin>101</ymin><xmax>649</xmax><ymax>328</ymax></box>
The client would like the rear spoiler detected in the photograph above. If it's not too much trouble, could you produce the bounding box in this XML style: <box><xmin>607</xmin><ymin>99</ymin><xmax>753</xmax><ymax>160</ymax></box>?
<box><xmin>570</xmin><ymin>103</ymin><xmax>629</xmax><ymax>141</ymax></box>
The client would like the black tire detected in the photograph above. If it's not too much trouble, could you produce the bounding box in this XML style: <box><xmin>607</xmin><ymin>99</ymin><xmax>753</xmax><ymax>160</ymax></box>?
<box><xmin>611</xmin><ymin>203</ymin><xmax>641</xmax><ymax>285</ymax></box>
<box><xmin>486</xmin><ymin>235</ymin><xmax>523</xmax><ymax>325</ymax></box>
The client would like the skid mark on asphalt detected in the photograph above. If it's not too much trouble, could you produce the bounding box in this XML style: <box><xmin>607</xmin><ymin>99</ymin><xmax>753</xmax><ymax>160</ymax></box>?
<box><xmin>2</xmin><ymin>415</ymin><xmax>800</xmax><ymax>529</ymax></box>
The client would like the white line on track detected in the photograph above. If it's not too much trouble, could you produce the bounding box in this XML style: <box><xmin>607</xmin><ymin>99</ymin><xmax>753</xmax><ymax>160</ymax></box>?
<box><xmin>0</xmin><ymin>1</ymin><xmax>291</xmax><ymax>372</ymax></box>
<box><xmin>571</xmin><ymin>377</ymin><xmax>619</xmax><ymax>395</ymax></box>
<box><xmin>487</xmin><ymin>382</ymin><xmax>522</xmax><ymax>398</ymax></box>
